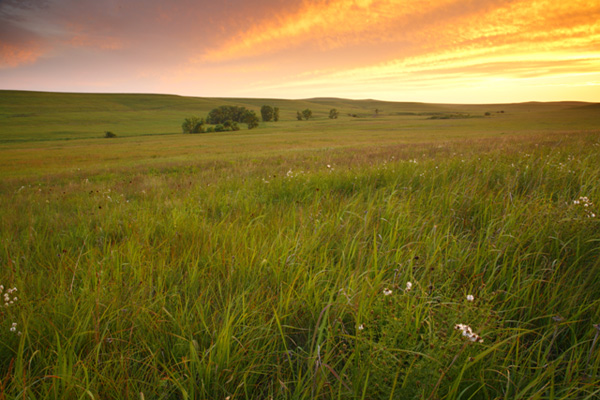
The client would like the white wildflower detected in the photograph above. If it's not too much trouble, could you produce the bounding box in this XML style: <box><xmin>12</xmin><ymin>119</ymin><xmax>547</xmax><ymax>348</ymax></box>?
<box><xmin>466</xmin><ymin>294</ymin><xmax>474</xmax><ymax>302</ymax></box>
<box><xmin>454</xmin><ymin>323</ymin><xmax>483</xmax><ymax>343</ymax></box>
<box><xmin>358</xmin><ymin>324</ymin><xmax>364</xmax><ymax>331</ymax></box>
<box><xmin>405</xmin><ymin>282</ymin><xmax>412</xmax><ymax>291</ymax></box>
<box><xmin>383</xmin><ymin>288</ymin><xmax>393</xmax><ymax>296</ymax></box>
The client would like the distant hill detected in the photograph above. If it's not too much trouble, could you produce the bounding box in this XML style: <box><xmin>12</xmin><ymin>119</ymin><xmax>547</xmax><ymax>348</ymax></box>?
<box><xmin>0</xmin><ymin>90</ymin><xmax>598</xmax><ymax>143</ymax></box>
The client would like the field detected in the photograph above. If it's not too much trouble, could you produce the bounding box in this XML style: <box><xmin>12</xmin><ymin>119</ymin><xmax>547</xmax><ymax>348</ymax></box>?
<box><xmin>1</xmin><ymin>90</ymin><xmax>600</xmax><ymax>399</ymax></box>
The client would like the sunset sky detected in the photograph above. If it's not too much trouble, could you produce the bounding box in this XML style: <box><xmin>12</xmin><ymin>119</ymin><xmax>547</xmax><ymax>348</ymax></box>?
<box><xmin>1</xmin><ymin>0</ymin><xmax>599</xmax><ymax>103</ymax></box>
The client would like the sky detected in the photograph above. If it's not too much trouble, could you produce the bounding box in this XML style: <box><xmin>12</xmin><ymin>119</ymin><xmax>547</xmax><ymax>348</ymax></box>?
<box><xmin>1</xmin><ymin>0</ymin><xmax>599</xmax><ymax>103</ymax></box>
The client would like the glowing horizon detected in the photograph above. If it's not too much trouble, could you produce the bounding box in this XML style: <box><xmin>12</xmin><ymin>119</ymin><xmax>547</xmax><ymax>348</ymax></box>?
<box><xmin>1</xmin><ymin>0</ymin><xmax>599</xmax><ymax>103</ymax></box>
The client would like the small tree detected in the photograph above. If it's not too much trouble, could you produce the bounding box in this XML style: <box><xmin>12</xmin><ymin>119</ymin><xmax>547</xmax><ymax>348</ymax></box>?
<box><xmin>182</xmin><ymin>117</ymin><xmax>205</xmax><ymax>133</ymax></box>
<box><xmin>302</xmin><ymin>109</ymin><xmax>312</xmax><ymax>120</ymax></box>
<box><xmin>296</xmin><ymin>111</ymin><xmax>303</xmax><ymax>121</ymax></box>
<box><xmin>244</xmin><ymin>110</ymin><xmax>259</xmax><ymax>129</ymax></box>
<box><xmin>273</xmin><ymin>107</ymin><xmax>280</xmax><ymax>122</ymax></box>
<box><xmin>261</xmin><ymin>105</ymin><xmax>274</xmax><ymax>122</ymax></box>
<box><xmin>104</xmin><ymin>131</ymin><xmax>117</xmax><ymax>138</ymax></box>
<box><xmin>328</xmin><ymin>109</ymin><xmax>339</xmax><ymax>119</ymax></box>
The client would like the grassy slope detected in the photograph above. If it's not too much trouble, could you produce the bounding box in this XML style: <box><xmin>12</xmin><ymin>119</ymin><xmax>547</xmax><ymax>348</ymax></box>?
<box><xmin>1</xmin><ymin>91</ymin><xmax>600</xmax><ymax>399</ymax></box>
<box><xmin>1</xmin><ymin>91</ymin><xmax>596</xmax><ymax>143</ymax></box>
<box><xmin>1</xmin><ymin>90</ymin><xmax>599</xmax><ymax>180</ymax></box>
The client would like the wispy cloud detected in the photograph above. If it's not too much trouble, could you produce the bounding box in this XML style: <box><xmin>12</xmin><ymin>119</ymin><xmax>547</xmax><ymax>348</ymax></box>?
<box><xmin>201</xmin><ymin>0</ymin><xmax>600</xmax><ymax>63</ymax></box>
<box><xmin>0</xmin><ymin>42</ymin><xmax>43</xmax><ymax>68</ymax></box>
<box><xmin>0</xmin><ymin>0</ymin><xmax>598</xmax><ymax>102</ymax></box>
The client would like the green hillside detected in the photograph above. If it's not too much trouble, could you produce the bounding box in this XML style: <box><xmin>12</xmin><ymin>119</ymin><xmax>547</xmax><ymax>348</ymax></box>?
<box><xmin>1</xmin><ymin>90</ymin><xmax>598</xmax><ymax>144</ymax></box>
<box><xmin>1</xmin><ymin>91</ymin><xmax>600</xmax><ymax>398</ymax></box>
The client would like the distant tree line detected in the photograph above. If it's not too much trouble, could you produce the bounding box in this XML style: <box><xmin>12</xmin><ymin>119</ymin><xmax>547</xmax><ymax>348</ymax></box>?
<box><xmin>295</xmin><ymin>108</ymin><xmax>338</xmax><ymax>120</ymax></box>
<box><xmin>182</xmin><ymin>104</ymin><xmax>359</xmax><ymax>133</ymax></box>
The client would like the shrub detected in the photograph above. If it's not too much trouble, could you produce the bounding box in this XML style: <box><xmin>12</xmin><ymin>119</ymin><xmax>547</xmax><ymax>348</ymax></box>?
<box><xmin>104</xmin><ymin>131</ymin><xmax>116</xmax><ymax>138</ymax></box>
<box><xmin>182</xmin><ymin>117</ymin><xmax>205</xmax><ymax>133</ymax></box>
<box><xmin>244</xmin><ymin>110</ymin><xmax>259</xmax><ymax>129</ymax></box>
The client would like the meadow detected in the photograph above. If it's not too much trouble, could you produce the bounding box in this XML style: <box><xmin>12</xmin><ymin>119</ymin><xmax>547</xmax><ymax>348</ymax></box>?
<box><xmin>1</xmin><ymin>91</ymin><xmax>600</xmax><ymax>399</ymax></box>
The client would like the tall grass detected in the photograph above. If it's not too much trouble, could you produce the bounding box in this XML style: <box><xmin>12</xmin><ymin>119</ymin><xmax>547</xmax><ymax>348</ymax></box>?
<box><xmin>1</xmin><ymin>132</ymin><xmax>600</xmax><ymax>399</ymax></box>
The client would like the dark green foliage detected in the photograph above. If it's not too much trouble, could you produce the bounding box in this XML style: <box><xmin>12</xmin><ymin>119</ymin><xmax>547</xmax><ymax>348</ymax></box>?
<box><xmin>273</xmin><ymin>107</ymin><xmax>279</xmax><ymax>122</ymax></box>
<box><xmin>244</xmin><ymin>110</ymin><xmax>259</xmax><ymax>129</ymax></box>
<box><xmin>302</xmin><ymin>109</ymin><xmax>312</xmax><ymax>120</ymax></box>
<box><xmin>260</xmin><ymin>105</ymin><xmax>274</xmax><ymax>122</ymax></box>
<box><xmin>427</xmin><ymin>113</ymin><xmax>474</xmax><ymax>120</ymax></box>
<box><xmin>207</xmin><ymin>106</ymin><xmax>250</xmax><ymax>125</ymax></box>
<box><xmin>181</xmin><ymin>117</ymin><xmax>205</xmax><ymax>133</ymax></box>
<box><xmin>206</xmin><ymin>106</ymin><xmax>259</xmax><ymax>129</ymax></box>
<box><xmin>104</xmin><ymin>131</ymin><xmax>117</xmax><ymax>138</ymax></box>
<box><xmin>296</xmin><ymin>111</ymin><xmax>303</xmax><ymax>121</ymax></box>
<box><xmin>328</xmin><ymin>108</ymin><xmax>339</xmax><ymax>119</ymax></box>
<box><xmin>203</xmin><ymin>120</ymin><xmax>241</xmax><ymax>133</ymax></box>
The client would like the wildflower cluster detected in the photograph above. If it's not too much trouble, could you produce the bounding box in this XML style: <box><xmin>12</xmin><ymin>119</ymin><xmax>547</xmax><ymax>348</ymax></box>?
<box><xmin>1</xmin><ymin>285</ymin><xmax>21</xmax><ymax>336</ymax></box>
<box><xmin>454</xmin><ymin>324</ymin><xmax>483</xmax><ymax>343</ymax></box>
<box><xmin>573</xmin><ymin>196</ymin><xmax>595</xmax><ymax>218</ymax></box>
<box><xmin>1</xmin><ymin>285</ymin><xmax>18</xmax><ymax>307</ymax></box>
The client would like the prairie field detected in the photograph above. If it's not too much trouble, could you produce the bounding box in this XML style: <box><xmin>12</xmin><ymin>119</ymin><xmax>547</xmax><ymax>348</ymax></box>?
<box><xmin>1</xmin><ymin>91</ymin><xmax>600</xmax><ymax>399</ymax></box>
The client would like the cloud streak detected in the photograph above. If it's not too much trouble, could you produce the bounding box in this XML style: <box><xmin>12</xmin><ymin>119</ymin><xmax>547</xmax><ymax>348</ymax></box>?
<box><xmin>0</xmin><ymin>0</ymin><xmax>599</xmax><ymax>102</ymax></box>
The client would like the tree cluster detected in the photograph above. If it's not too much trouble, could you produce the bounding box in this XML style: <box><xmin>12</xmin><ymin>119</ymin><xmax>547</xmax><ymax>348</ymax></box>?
<box><xmin>207</xmin><ymin>106</ymin><xmax>253</xmax><ymax>125</ymax></box>
<box><xmin>297</xmin><ymin>109</ymin><xmax>312</xmax><ymax>120</ymax></box>
<box><xmin>260</xmin><ymin>105</ymin><xmax>280</xmax><ymax>122</ymax></box>
<box><xmin>182</xmin><ymin>105</ymin><xmax>261</xmax><ymax>134</ymax></box>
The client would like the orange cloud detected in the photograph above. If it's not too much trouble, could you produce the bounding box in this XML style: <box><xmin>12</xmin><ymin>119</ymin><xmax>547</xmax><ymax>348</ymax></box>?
<box><xmin>0</xmin><ymin>42</ymin><xmax>43</xmax><ymax>68</ymax></box>
<box><xmin>199</xmin><ymin>0</ymin><xmax>600</xmax><ymax>64</ymax></box>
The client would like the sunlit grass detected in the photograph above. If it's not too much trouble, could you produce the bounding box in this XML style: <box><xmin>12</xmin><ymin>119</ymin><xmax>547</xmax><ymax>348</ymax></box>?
<box><xmin>1</xmin><ymin>92</ymin><xmax>600</xmax><ymax>398</ymax></box>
